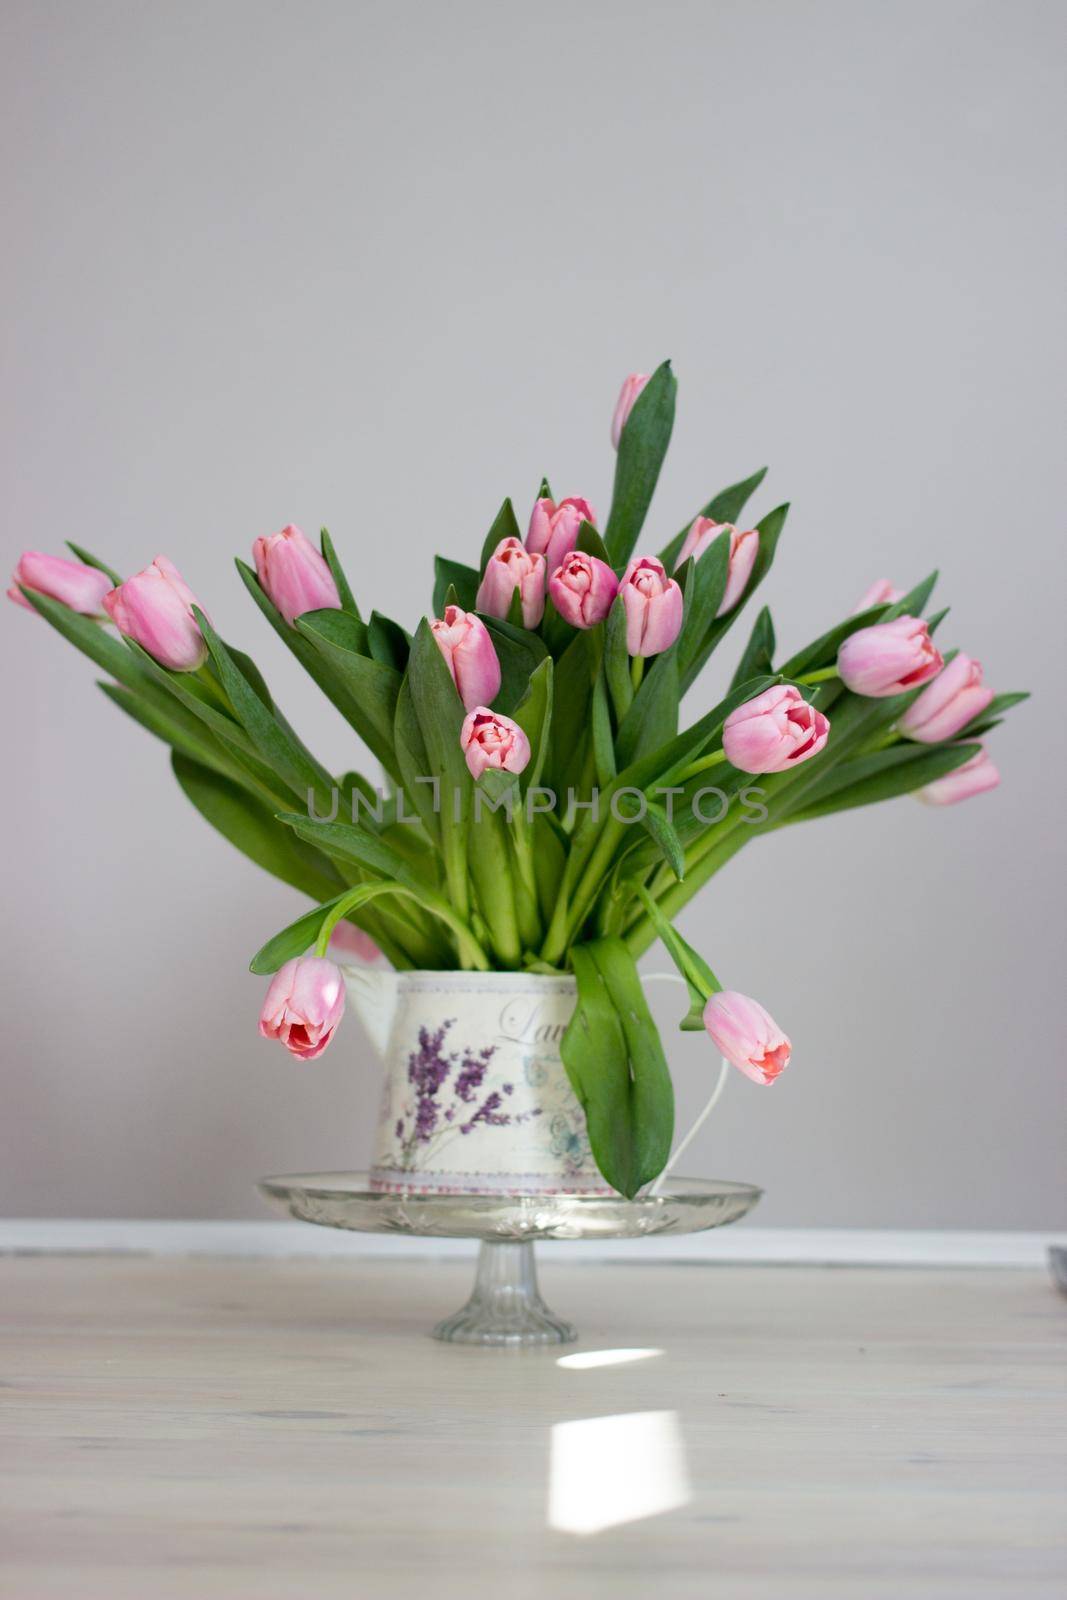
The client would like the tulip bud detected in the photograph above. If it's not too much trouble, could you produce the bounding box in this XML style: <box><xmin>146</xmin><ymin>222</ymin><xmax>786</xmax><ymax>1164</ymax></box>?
<box><xmin>8</xmin><ymin>551</ymin><xmax>114</xmax><ymax>617</ymax></box>
<box><xmin>459</xmin><ymin>706</ymin><xmax>532</xmax><ymax>780</ymax></box>
<box><xmin>525</xmin><ymin>497</ymin><xmax>598</xmax><ymax>576</ymax></box>
<box><xmin>837</xmin><ymin>616</ymin><xmax>943</xmax><ymax>698</ymax></box>
<box><xmin>852</xmin><ymin>578</ymin><xmax>903</xmax><ymax>615</ymax></box>
<box><xmin>547</xmin><ymin>551</ymin><xmax>618</xmax><ymax>629</ymax></box>
<box><xmin>475</xmin><ymin>537</ymin><xmax>546</xmax><ymax>629</ymax></box>
<box><xmin>102</xmin><ymin>556</ymin><xmax>208</xmax><ymax>672</ymax></box>
<box><xmin>918</xmin><ymin>745</ymin><xmax>1000</xmax><ymax>806</ymax></box>
<box><xmin>258</xmin><ymin>956</ymin><xmax>345</xmax><ymax>1061</ymax></box>
<box><xmin>899</xmin><ymin>654</ymin><xmax>993</xmax><ymax>744</ymax></box>
<box><xmin>610</xmin><ymin>373</ymin><xmax>651</xmax><ymax>449</ymax></box>
<box><xmin>431</xmin><ymin>605</ymin><xmax>502</xmax><ymax>711</ymax></box>
<box><xmin>723</xmin><ymin>684</ymin><xmax>830</xmax><ymax>774</ymax></box>
<box><xmin>703</xmin><ymin>990</ymin><xmax>791</xmax><ymax>1085</ymax></box>
<box><xmin>252</xmin><ymin>524</ymin><xmax>341</xmax><ymax>626</ymax></box>
<box><xmin>675</xmin><ymin>518</ymin><xmax>759</xmax><ymax>618</ymax></box>
<box><xmin>620</xmin><ymin>555</ymin><xmax>684</xmax><ymax>658</ymax></box>
<box><xmin>328</xmin><ymin>920</ymin><xmax>382</xmax><ymax>964</ymax></box>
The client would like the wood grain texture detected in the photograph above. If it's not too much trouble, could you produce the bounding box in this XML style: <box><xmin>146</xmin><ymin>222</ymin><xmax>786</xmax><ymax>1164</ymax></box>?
<box><xmin>0</xmin><ymin>1257</ymin><xmax>1064</xmax><ymax>1600</ymax></box>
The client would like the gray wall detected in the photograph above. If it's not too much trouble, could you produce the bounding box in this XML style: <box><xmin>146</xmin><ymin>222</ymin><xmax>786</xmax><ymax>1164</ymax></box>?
<box><xmin>3</xmin><ymin>0</ymin><xmax>1064</xmax><ymax>1227</ymax></box>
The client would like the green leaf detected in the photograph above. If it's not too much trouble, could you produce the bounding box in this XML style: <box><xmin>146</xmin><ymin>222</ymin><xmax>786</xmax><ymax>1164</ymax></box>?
<box><xmin>480</xmin><ymin>614</ymin><xmax>549</xmax><ymax>716</ymax></box>
<box><xmin>193</xmin><ymin>606</ymin><xmax>336</xmax><ymax>808</ymax></box>
<box><xmin>319</xmin><ymin>528</ymin><xmax>362</xmax><ymax>620</ymax></box>
<box><xmin>591</xmin><ymin>673</ymin><xmax>616</xmax><ymax>788</ymax></box>
<box><xmin>294</xmin><ymin>607</ymin><xmax>402</xmax><ymax>779</ymax></box>
<box><xmin>615</xmin><ymin>650</ymin><xmax>680</xmax><ymax>769</ymax></box>
<box><xmin>561</xmin><ymin>939</ymin><xmax>674</xmax><ymax>1196</ymax></box>
<box><xmin>603</xmin><ymin>596</ymin><xmax>633</xmax><ymax>722</ymax></box>
<box><xmin>781</xmin><ymin>741</ymin><xmax>982</xmax><ymax>823</ymax></box>
<box><xmin>17</xmin><ymin>584</ymin><xmax>156</xmax><ymax>694</ymax></box>
<box><xmin>433</xmin><ymin>557</ymin><xmax>480</xmax><ymax>616</ymax></box>
<box><xmin>478</xmin><ymin>497</ymin><xmax>522</xmax><ymax>571</ymax></box>
<box><xmin>547</xmin><ymin>627</ymin><xmax>603</xmax><ymax>799</ymax></box>
<box><xmin>632</xmin><ymin>882</ymin><xmax>718</xmax><ymax>1012</ymax></box>
<box><xmin>172</xmin><ymin>753</ymin><xmax>345</xmax><ymax>901</ymax></box>
<box><xmin>393</xmin><ymin>676</ymin><xmax>439</xmax><ymax>842</ymax></box>
<box><xmin>604</xmin><ymin>360</ymin><xmax>677</xmax><ymax>567</ymax></box>
<box><xmin>405</xmin><ymin>619</ymin><xmax>474</xmax><ymax>917</ymax></box>
<box><xmin>674</xmin><ymin>527</ymin><xmax>731</xmax><ymax>677</ymax></box>
<box><xmin>658</xmin><ymin>465</ymin><xmax>768</xmax><ymax>572</ymax></box>
<box><xmin>576</xmin><ymin>519</ymin><xmax>612</xmax><ymax>566</ymax></box>
<box><xmin>99</xmin><ymin>681</ymin><xmax>286</xmax><ymax>807</ymax></box>
<box><xmin>679</xmin><ymin>503</ymin><xmax>790</xmax><ymax>693</ymax></box>
<box><xmin>367</xmin><ymin>610</ymin><xmax>411</xmax><ymax>672</ymax></box>
<box><xmin>958</xmin><ymin>690</ymin><xmax>1029</xmax><ymax>737</ymax></box>
<box><xmin>635</xmin><ymin>800</ymin><xmax>686</xmax><ymax>881</ymax></box>
<box><xmin>729</xmin><ymin>606</ymin><xmax>776</xmax><ymax>690</ymax></box>
<box><xmin>64</xmin><ymin>542</ymin><xmax>122</xmax><ymax>586</ymax></box>
<box><xmin>249</xmin><ymin>880</ymin><xmax>462</xmax><ymax>975</ymax></box>
<box><xmin>511</xmin><ymin>655</ymin><xmax>554</xmax><ymax>790</ymax></box>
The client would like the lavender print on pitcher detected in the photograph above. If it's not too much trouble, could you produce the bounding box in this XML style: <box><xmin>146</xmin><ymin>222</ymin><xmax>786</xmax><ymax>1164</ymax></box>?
<box><xmin>341</xmin><ymin>969</ymin><xmax>611</xmax><ymax>1196</ymax></box>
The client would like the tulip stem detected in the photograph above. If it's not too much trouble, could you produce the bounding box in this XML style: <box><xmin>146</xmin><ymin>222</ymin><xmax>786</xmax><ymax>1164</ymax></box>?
<box><xmin>631</xmin><ymin>656</ymin><xmax>645</xmax><ymax>692</ymax></box>
<box><xmin>795</xmin><ymin>666</ymin><xmax>839</xmax><ymax>687</ymax></box>
<box><xmin>674</xmin><ymin>749</ymin><xmax>728</xmax><ymax>784</ymax></box>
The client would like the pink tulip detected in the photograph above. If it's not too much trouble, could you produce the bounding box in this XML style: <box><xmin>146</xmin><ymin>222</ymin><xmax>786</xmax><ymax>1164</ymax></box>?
<box><xmin>547</xmin><ymin>551</ymin><xmax>618</xmax><ymax>628</ymax></box>
<box><xmin>7</xmin><ymin>551</ymin><xmax>114</xmax><ymax>616</ymax></box>
<box><xmin>103</xmin><ymin>556</ymin><xmax>208</xmax><ymax>672</ymax></box>
<box><xmin>328</xmin><ymin>920</ymin><xmax>382</xmax><ymax>964</ymax></box>
<box><xmin>476</xmin><ymin>537</ymin><xmax>546</xmax><ymax>628</ymax></box>
<box><xmin>703</xmin><ymin>991</ymin><xmax>791</xmax><ymax>1085</ymax></box>
<box><xmin>675</xmin><ymin>518</ymin><xmax>759</xmax><ymax>617</ymax></box>
<box><xmin>918</xmin><ymin>746</ymin><xmax>1000</xmax><ymax>806</ymax></box>
<box><xmin>459</xmin><ymin>706</ymin><xmax>531</xmax><ymax>780</ymax></box>
<box><xmin>252</xmin><ymin>524</ymin><xmax>341</xmax><ymax>626</ymax></box>
<box><xmin>525</xmin><ymin>497</ymin><xmax>598</xmax><ymax>576</ymax></box>
<box><xmin>899</xmin><ymin>654</ymin><xmax>994</xmax><ymax>744</ymax></box>
<box><xmin>852</xmin><ymin>578</ymin><xmax>903</xmax><ymax>615</ymax></box>
<box><xmin>258</xmin><ymin>956</ymin><xmax>345</xmax><ymax>1062</ymax></box>
<box><xmin>837</xmin><ymin>616</ymin><xmax>943</xmax><ymax>698</ymax></box>
<box><xmin>620</xmin><ymin>556</ymin><xmax>684</xmax><ymax>657</ymax></box>
<box><xmin>431</xmin><ymin>604</ymin><xmax>502</xmax><ymax>710</ymax></box>
<box><xmin>723</xmin><ymin>684</ymin><xmax>830</xmax><ymax>774</ymax></box>
<box><xmin>611</xmin><ymin>373</ymin><xmax>651</xmax><ymax>449</ymax></box>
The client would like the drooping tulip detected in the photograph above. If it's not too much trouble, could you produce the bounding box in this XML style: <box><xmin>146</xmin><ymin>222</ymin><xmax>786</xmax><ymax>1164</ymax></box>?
<box><xmin>547</xmin><ymin>551</ymin><xmax>618</xmax><ymax>628</ymax></box>
<box><xmin>252</xmin><ymin>524</ymin><xmax>341</xmax><ymax>625</ymax></box>
<box><xmin>328</xmin><ymin>920</ymin><xmax>382</xmax><ymax>964</ymax></box>
<box><xmin>899</xmin><ymin>653</ymin><xmax>993</xmax><ymax>744</ymax></box>
<box><xmin>525</xmin><ymin>497</ymin><xmax>598</xmax><ymax>576</ymax></box>
<box><xmin>459</xmin><ymin>706</ymin><xmax>531</xmax><ymax>780</ymax></box>
<box><xmin>7</xmin><ymin>551</ymin><xmax>113</xmax><ymax>616</ymax></box>
<box><xmin>619</xmin><ymin>555</ymin><xmax>684</xmax><ymax>657</ymax></box>
<box><xmin>837</xmin><ymin>616</ymin><xmax>943</xmax><ymax>698</ymax></box>
<box><xmin>476</xmin><ymin>537</ymin><xmax>546</xmax><ymax>628</ymax></box>
<box><xmin>610</xmin><ymin>373</ymin><xmax>650</xmax><ymax>449</ymax></box>
<box><xmin>431</xmin><ymin>604</ymin><xmax>502</xmax><ymax>710</ymax></box>
<box><xmin>675</xmin><ymin>518</ymin><xmax>760</xmax><ymax>618</ymax></box>
<box><xmin>102</xmin><ymin>556</ymin><xmax>208</xmax><ymax>672</ymax></box>
<box><xmin>703</xmin><ymin>991</ymin><xmax>792</xmax><ymax>1085</ymax></box>
<box><xmin>722</xmin><ymin>684</ymin><xmax>830</xmax><ymax>774</ymax></box>
<box><xmin>852</xmin><ymin>578</ymin><xmax>903</xmax><ymax>615</ymax></box>
<box><xmin>258</xmin><ymin>956</ymin><xmax>345</xmax><ymax>1061</ymax></box>
<box><xmin>918</xmin><ymin>746</ymin><xmax>1000</xmax><ymax>806</ymax></box>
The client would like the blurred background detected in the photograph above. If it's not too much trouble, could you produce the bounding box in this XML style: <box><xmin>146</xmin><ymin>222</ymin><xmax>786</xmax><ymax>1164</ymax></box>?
<box><xmin>2</xmin><ymin>0</ymin><xmax>1064</xmax><ymax>1226</ymax></box>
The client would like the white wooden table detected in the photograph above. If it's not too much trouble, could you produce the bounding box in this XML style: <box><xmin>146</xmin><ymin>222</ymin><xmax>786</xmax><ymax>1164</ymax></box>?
<box><xmin>1</xmin><ymin>1254</ymin><xmax>1064</xmax><ymax>1599</ymax></box>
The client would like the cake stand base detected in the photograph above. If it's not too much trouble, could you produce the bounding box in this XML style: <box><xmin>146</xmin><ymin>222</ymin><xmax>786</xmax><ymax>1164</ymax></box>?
<box><xmin>432</xmin><ymin>1240</ymin><xmax>576</xmax><ymax>1345</ymax></box>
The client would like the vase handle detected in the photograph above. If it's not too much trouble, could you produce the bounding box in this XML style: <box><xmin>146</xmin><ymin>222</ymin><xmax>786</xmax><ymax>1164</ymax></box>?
<box><xmin>641</xmin><ymin>971</ymin><xmax>730</xmax><ymax>1196</ymax></box>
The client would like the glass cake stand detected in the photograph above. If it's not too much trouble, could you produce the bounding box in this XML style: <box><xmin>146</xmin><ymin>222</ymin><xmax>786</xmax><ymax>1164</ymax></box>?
<box><xmin>258</xmin><ymin>1172</ymin><xmax>762</xmax><ymax>1347</ymax></box>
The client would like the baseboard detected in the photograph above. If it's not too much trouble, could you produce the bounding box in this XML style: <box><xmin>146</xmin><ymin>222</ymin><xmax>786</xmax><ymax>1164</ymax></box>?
<box><xmin>0</xmin><ymin>1219</ymin><xmax>1062</xmax><ymax>1268</ymax></box>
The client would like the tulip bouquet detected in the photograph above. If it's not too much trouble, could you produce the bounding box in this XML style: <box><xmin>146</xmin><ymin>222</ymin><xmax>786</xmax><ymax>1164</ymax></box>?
<box><xmin>11</xmin><ymin>362</ymin><xmax>1025</xmax><ymax>1197</ymax></box>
